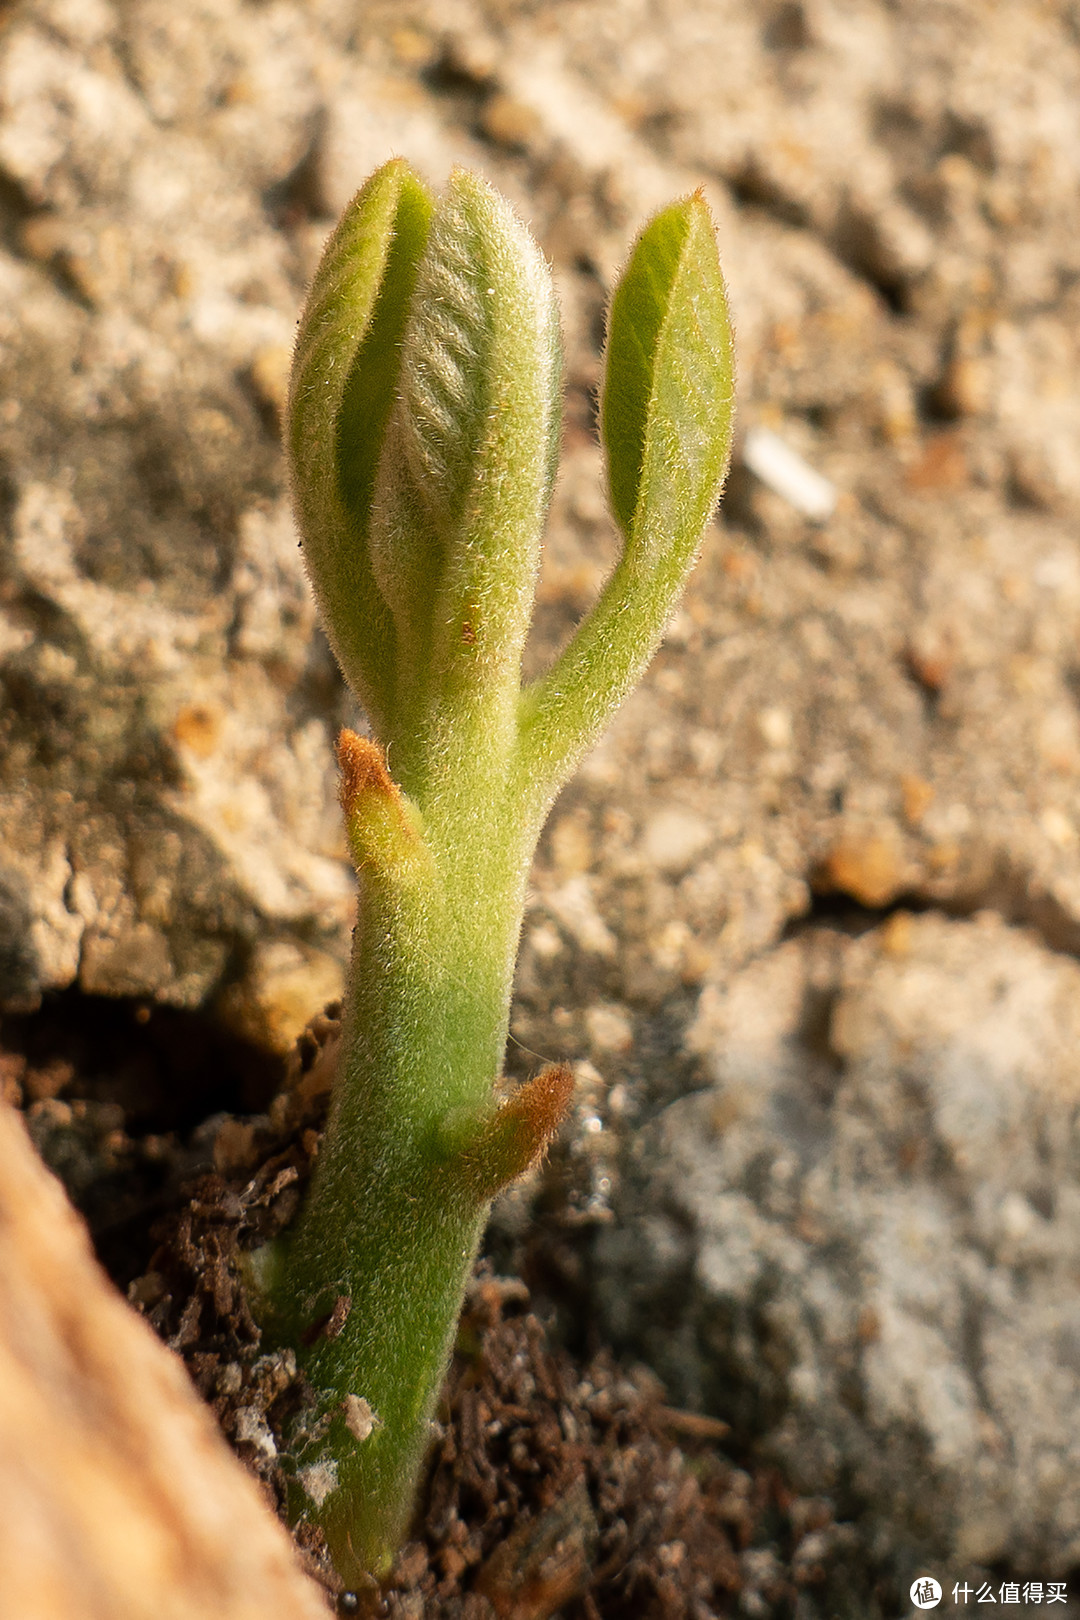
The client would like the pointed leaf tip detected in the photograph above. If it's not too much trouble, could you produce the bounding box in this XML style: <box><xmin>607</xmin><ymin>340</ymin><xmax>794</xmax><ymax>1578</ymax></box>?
<box><xmin>601</xmin><ymin>190</ymin><xmax>733</xmax><ymax>543</ymax></box>
<box><xmin>336</xmin><ymin>729</ymin><xmax>396</xmax><ymax>819</ymax></box>
<box><xmin>460</xmin><ymin>1063</ymin><xmax>574</xmax><ymax>1202</ymax></box>
<box><xmin>336</xmin><ymin>728</ymin><xmax>429</xmax><ymax>877</ymax></box>
<box><xmin>287</xmin><ymin>160</ymin><xmax>434</xmax><ymax>728</ymax></box>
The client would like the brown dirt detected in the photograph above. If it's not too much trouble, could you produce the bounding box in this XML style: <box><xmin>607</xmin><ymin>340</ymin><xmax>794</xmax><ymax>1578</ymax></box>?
<box><xmin>5</xmin><ymin>998</ymin><xmax>862</xmax><ymax>1618</ymax></box>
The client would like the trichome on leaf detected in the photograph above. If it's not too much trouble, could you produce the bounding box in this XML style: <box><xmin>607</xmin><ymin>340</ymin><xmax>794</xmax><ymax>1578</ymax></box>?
<box><xmin>242</xmin><ymin>158</ymin><xmax>735</xmax><ymax>1590</ymax></box>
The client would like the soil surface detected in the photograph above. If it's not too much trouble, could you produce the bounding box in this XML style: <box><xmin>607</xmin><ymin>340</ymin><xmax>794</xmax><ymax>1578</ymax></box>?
<box><xmin>7</xmin><ymin>1001</ymin><xmax>871</xmax><ymax>1619</ymax></box>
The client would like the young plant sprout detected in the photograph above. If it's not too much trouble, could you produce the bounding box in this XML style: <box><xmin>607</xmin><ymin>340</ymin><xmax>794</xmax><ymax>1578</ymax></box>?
<box><xmin>243</xmin><ymin>158</ymin><xmax>735</xmax><ymax>1588</ymax></box>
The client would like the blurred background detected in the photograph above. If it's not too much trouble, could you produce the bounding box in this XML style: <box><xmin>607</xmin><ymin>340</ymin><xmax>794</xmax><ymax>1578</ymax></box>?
<box><xmin>2</xmin><ymin>0</ymin><xmax>1080</xmax><ymax>1609</ymax></box>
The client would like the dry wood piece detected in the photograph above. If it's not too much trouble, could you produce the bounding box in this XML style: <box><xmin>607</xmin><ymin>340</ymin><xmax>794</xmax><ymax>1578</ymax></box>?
<box><xmin>0</xmin><ymin>1101</ymin><xmax>329</xmax><ymax>1620</ymax></box>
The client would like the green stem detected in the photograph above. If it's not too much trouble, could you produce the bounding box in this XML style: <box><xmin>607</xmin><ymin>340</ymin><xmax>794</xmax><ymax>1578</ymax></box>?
<box><xmin>248</xmin><ymin>735</ymin><xmax>540</xmax><ymax>1585</ymax></box>
<box><xmin>246</xmin><ymin>161</ymin><xmax>734</xmax><ymax>1590</ymax></box>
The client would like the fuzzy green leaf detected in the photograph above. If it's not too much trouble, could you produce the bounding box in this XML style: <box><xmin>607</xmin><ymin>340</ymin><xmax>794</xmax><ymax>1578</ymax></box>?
<box><xmin>517</xmin><ymin>191</ymin><xmax>734</xmax><ymax>811</ymax></box>
<box><xmin>288</xmin><ymin>158</ymin><xmax>433</xmax><ymax>735</ymax></box>
<box><xmin>368</xmin><ymin>168</ymin><xmax>562</xmax><ymax>778</ymax></box>
<box><xmin>612</xmin><ymin>190</ymin><xmax>735</xmax><ymax>564</ymax></box>
<box><xmin>601</xmin><ymin>199</ymin><xmax>693</xmax><ymax>536</ymax></box>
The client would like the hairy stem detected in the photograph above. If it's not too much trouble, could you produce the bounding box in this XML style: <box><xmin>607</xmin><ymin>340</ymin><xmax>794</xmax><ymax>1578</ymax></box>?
<box><xmin>248</xmin><ymin>734</ymin><xmax>547</xmax><ymax>1583</ymax></box>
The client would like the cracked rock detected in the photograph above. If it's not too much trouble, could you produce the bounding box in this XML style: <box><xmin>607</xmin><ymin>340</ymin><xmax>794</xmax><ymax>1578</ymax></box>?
<box><xmin>595</xmin><ymin>912</ymin><xmax>1080</xmax><ymax>1573</ymax></box>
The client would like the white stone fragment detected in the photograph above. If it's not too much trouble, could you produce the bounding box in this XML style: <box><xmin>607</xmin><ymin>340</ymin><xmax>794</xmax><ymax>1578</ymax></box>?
<box><xmin>599</xmin><ymin>914</ymin><xmax>1080</xmax><ymax>1572</ymax></box>
<box><xmin>233</xmin><ymin>1406</ymin><xmax>277</xmax><ymax>1461</ymax></box>
<box><xmin>642</xmin><ymin>809</ymin><xmax>712</xmax><ymax>876</ymax></box>
<box><xmin>297</xmin><ymin>1460</ymin><xmax>339</xmax><ymax>1507</ymax></box>
<box><xmin>342</xmin><ymin>1395</ymin><xmax>379</xmax><ymax>1444</ymax></box>
<box><xmin>742</xmin><ymin>427</ymin><xmax>837</xmax><ymax>521</ymax></box>
<box><xmin>585</xmin><ymin>1002</ymin><xmax>634</xmax><ymax>1054</ymax></box>
<box><xmin>544</xmin><ymin>875</ymin><xmax>616</xmax><ymax>958</ymax></box>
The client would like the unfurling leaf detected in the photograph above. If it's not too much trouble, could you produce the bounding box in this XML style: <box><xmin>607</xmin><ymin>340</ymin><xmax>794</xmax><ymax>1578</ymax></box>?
<box><xmin>517</xmin><ymin>190</ymin><xmax>735</xmax><ymax>811</ymax></box>
<box><xmin>368</xmin><ymin>169</ymin><xmax>562</xmax><ymax>749</ymax></box>
<box><xmin>603</xmin><ymin>190</ymin><xmax>735</xmax><ymax>559</ymax></box>
<box><xmin>288</xmin><ymin>160</ymin><xmax>433</xmax><ymax>734</ymax></box>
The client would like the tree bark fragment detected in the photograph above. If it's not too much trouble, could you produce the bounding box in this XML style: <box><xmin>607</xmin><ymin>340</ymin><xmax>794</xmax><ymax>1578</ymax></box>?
<box><xmin>0</xmin><ymin>1102</ymin><xmax>329</xmax><ymax>1620</ymax></box>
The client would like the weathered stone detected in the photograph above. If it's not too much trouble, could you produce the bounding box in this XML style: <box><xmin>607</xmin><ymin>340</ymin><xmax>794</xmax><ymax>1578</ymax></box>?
<box><xmin>596</xmin><ymin>914</ymin><xmax>1080</xmax><ymax>1575</ymax></box>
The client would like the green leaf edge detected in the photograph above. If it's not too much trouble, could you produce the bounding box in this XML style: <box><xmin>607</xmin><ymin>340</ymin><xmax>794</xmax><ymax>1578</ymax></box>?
<box><xmin>601</xmin><ymin>196</ymin><xmax>694</xmax><ymax>537</ymax></box>
<box><xmin>287</xmin><ymin>158</ymin><xmax>434</xmax><ymax>735</ymax></box>
<box><xmin>515</xmin><ymin>190</ymin><xmax>735</xmax><ymax>813</ymax></box>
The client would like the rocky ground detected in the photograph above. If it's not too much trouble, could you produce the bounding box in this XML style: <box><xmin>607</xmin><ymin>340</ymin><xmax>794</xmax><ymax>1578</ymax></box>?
<box><xmin>3</xmin><ymin>0</ymin><xmax>1080</xmax><ymax>1613</ymax></box>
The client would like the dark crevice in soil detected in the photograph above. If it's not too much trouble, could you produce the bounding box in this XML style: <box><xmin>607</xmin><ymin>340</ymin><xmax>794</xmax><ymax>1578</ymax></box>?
<box><xmin>786</xmin><ymin>853</ymin><xmax>1080</xmax><ymax>968</ymax></box>
<box><xmin>1</xmin><ymin>986</ymin><xmax>281</xmax><ymax>1127</ymax></box>
<box><xmin>0</xmin><ymin>164</ymin><xmax>99</xmax><ymax>311</ymax></box>
<box><xmin>0</xmin><ymin>162</ymin><xmax>37</xmax><ymax>254</ymax></box>
<box><xmin>782</xmin><ymin>887</ymin><xmax>939</xmax><ymax>942</ymax></box>
<box><xmin>723</xmin><ymin>167</ymin><xmax>811</xmax><ymax>232</ymax></box>
<box><xmin>830</xmin><ymin>213</ymin><xmax>911</xmax><ymax>315</ymax></box>
<box><xmin>715</xmin><ymin>171</ymin><xmax>913</xmax><ymax>316</ymax></box>
<box><xmin>263</xmin><ymin>112</ymin><xmax>332</xmax><ymax>232</ymax></box>
<box><xmin>0</xmin><ymin>988</ymin><xmax>283</xmax><ymax>1280</ymax></box>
